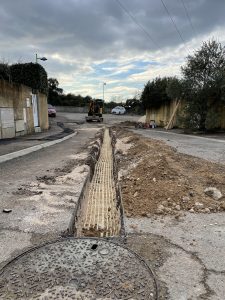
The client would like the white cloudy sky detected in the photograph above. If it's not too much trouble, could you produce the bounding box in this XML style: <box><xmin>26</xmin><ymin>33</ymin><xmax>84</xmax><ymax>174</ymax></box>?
<box><xmin>1</xmin><ymin>0</ymin><xmax>225</xmax><ymax>101</ymax></box>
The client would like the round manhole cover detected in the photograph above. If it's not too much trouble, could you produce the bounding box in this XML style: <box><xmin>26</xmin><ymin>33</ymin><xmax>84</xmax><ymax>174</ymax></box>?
<box><xmin>0</xmin><ymin>238</ymin><xmax>157</xmax><ymax>299</ymax></box>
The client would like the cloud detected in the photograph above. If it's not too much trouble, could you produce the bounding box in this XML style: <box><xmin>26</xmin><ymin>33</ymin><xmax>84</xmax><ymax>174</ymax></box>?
<box><xmin>1</xmin><ymin>0</ymin><xmax>225</xmax><ymax>100</ymax></box>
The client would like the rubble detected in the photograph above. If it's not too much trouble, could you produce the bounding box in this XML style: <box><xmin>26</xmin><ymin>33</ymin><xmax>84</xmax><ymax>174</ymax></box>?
<box><xmin>115</xmin><ymin>128</ymin><xmax>225</xmax><ymax>217</ymax></box>
<box><xmin>204</xmin><ymin>187</ymin><xmax>223</xmax><ymax>200</ymax></box>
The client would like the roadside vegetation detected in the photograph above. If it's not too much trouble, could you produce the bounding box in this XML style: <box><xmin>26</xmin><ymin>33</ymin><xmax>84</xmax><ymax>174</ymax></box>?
<box><xmin>141</xmin><ymin>40</ymin><xmax>225</xmax><ymax>131</ymax></box>
<box><xmin>47</xmin><ymin>39</ymin><xmax>225</xmax><ymax>128</ymax></box>
<box><xmin>2</xmin><ymin>39</ymin><xmax>224</xmax><ymax>126</ymax></box>
<box><xmin>0</xmin><ymin>62</ymin><xmax>48</xmax><ymax>94</ymax></box>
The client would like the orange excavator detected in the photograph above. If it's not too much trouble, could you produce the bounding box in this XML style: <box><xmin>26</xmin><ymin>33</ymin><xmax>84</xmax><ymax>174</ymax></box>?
<box><xmin>86</xmin><ymin>99</ymin><xmax>104</xmax><ymax>122</ymax></box>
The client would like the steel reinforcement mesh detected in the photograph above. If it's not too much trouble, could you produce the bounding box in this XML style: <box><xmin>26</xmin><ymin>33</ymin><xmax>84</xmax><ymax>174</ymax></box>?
<box><xmin>76</xmin><ymin>128</ymin><xmax>121</xmax><ymax>237</ymax></box>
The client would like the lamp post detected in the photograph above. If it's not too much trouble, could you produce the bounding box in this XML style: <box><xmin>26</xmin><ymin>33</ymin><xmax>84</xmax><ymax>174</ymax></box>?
<box><xmin>103</xmin><ymin>82</ymin><xmax>106</xmax><ymax>101</ymax></box>
<box><xmin>35</xmin><ymin>53</ymin><xmax>47</xmax><ymax>63</ymax></box>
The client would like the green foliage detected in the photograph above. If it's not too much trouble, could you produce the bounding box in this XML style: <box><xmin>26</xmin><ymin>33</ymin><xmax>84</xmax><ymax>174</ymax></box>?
<box><xmin>0</xmin><ymin>63</ymin><xmax>11</xmax><ymax>81</ymax></box>
<box><xmin>59</xmin><ymin>94</ymin><xmax>91</xmax><ymax>107</ymax></box>
<box><xmin>181</xmin><ymin>40</ymin><xmax>225</xmax><ymax>130</ymax></box>
<box><xmin>125</xmin><ymin>98</ymin><xmax>144</xmax><ymax>114</ymax></box>
<box><xmin>10</xmin><ymin>63</ymin><xmax>48</xmax><ymax>94</ymax></box>
<box><xmin>104</xmin><ymin>101</ymin><xmax>118</xmax><ymax>109</ymax></box>
<box><xmin>205</xmin><ymin>108</ymin><xmax>221</xmax><ymax>130</ymax></box>
<box><xmin>141</xmin><ymin>77</ymin><xmax>172</xmax><ymax>109</ymax></box>
<box><xmin>166</xmin><ymin>77</ymin><xmax>184</xmax><ymax>100</ymax></box>
<box><xmin>47</xmin><ymin>77</ymin><xmax>93</xmax><ymax>107</ymax></box>
<box><xmin>48</xmin><ymin>78</ymin><xmax>63</xmax><ymax>105</ymax></box>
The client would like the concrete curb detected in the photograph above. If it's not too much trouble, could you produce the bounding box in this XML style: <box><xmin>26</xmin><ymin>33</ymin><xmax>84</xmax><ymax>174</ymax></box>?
<box><xmin>0</xmin><ymin>132</ymin><xmax>77</xmax><ymax>164</ymax></box>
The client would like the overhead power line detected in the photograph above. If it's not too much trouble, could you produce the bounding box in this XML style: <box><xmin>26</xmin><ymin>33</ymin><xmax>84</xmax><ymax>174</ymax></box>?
<box><xmin>115</xmin><ymin>0</ymin><xmax>160</xmax><ymax>49</ymax></box>
<box><xmin>180</xmin><ymin>0</ymin><xmax>197</xmax><ymax>35</ymax></box>
<box><xmin>160</xmin><ymin>0</ymin><xmax>189</xmax><ymax>53</ymax></box>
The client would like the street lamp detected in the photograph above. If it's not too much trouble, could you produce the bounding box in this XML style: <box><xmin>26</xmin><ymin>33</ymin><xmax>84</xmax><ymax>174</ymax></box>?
<box><xmin>35</xmin><ymin>53</ymin><xmax>47</xmax><ymax>63</ymax></box>
<box><xmin>103</xmin><ymin>82</ymin><xmax>106</xmax><ymax>101</ymax></box>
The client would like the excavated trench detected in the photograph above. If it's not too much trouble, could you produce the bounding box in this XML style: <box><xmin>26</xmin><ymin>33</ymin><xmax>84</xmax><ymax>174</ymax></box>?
<box><xmin>73</xmin><ymin>127</ymin><xmax>124</xmax><ymax>238</ymax></box>
<box><xmin>0</xmin><ymin>128</ymin><xmax>159</xmax><ymax>299</ymax></box>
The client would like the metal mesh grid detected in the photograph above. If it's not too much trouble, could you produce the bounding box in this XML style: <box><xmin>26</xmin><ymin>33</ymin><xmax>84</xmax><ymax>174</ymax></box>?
<box><xmin>77</xmin><ymin>128</ymin><xmax>121</xmax><ymax>237</ymax></box>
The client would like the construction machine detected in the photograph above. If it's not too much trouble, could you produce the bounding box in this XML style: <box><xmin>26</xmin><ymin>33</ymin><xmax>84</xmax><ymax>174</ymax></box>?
<box><xmin>86</xmin><ymin>99</ymin><xmax>104</xmax><ymax>122</ymax></box>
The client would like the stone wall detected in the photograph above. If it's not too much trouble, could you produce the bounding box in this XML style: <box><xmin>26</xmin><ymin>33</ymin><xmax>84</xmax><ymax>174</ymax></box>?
<box><xmin>0</xmin><ymin>79</ymin><xmax>49</xmax><ymax>139</ymax></box>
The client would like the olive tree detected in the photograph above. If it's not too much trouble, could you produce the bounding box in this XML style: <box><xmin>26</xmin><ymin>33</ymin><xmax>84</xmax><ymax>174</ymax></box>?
<box><xmin>182</xmin><ymin>40</ymin><xmax>225</xmax><ymax>130</ymax></box>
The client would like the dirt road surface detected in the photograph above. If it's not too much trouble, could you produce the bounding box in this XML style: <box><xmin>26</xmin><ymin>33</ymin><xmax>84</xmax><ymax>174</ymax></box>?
<box><xmin>0</xmin><ymin>113</ymin><xmax>225</xmax><ymax>299</ymax></box>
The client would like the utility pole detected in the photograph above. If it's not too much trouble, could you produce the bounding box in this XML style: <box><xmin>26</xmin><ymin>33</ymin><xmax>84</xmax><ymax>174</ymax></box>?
<box><xmin>103</xmin><ymin>82</ymin><xmax>106</xmax><ymax>101</ymax></box>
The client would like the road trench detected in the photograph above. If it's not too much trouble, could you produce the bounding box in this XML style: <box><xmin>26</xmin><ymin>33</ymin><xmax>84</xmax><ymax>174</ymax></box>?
<box><xmin>0</xmin><ymin>127</ymin><xmax>159</xmax><ymax>299</ymax></box>
<box><xmin>74</xmin><ymin>127</ymin><xmax>124</xmax><ymax>238</ymax></box>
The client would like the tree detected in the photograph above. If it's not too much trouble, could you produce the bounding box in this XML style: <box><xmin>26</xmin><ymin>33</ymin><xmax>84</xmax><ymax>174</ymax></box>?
<box><xmin>166</xmin><ymin>77</ymin><xmax>184</xmax><ymax>100</ymax></box>
<box><xmin>181</xmin><ymin>40</ymin><xmax>225</xmax><ymax>130</ymax></box>
<box><xmin>47</xmin><ymin>78</ymin><xmax>63</xmax><ymax>105</ymax></box>
<box><xmin>0</xmin><ymin>62</ymin><xmax>11</xmax><ymax>82</ymax></box>
<box><xmin>141</xmin><ymin>77</ymin><xmax>172</xmax><ymax>109</ymax></box>
<box><xmin>125</xmin><ymin>98</ymin><xmax>144</xmax><ymax>114</ymax></box>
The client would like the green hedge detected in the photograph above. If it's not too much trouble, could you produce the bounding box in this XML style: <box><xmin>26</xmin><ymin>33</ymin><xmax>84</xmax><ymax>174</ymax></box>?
<box><xmin>0</xmin><ymin>63</ymin><xmax>11</xmax><ymax>81</ymax></box>
<box><xmin>10</xmin><ymin>63</ymin><xmax>48</xmax><ymax>94</ymax></box>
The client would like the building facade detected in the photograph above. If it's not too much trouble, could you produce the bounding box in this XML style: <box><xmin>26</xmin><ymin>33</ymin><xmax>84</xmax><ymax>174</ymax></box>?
<box><xmin>0</xmin><ymin>80</ymin><xmax>49</xmax><ymax>139</ymax></box>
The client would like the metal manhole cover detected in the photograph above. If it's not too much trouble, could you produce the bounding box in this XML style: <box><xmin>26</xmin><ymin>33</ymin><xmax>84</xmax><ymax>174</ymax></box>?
<box><xmin>0</xmin><ymin>238</ymin><xmax>157</xmax><ymax>299</ymax></box>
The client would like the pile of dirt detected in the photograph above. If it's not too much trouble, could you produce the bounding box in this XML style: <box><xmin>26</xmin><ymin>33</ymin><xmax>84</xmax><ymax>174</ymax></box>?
<box><xmin>116</xmin><ymin>128</ymin><xmax>225</xmax><ymax>217</ymax></box>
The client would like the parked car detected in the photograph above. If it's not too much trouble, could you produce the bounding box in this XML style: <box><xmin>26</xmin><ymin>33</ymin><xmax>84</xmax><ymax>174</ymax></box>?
<box><xmin>48</xmin><ymin>104</ymin><xmax>56</xmax><ymax>117</ymax></box>
<box><xmin>111</xmin><ymin>106</ymin><xmax>126</xmax><ymax>115</ymax></box>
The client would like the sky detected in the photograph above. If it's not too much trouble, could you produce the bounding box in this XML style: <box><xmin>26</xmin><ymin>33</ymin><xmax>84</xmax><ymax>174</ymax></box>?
<box><xmin>1</xmin><ymin>0</ymin><xmax>225</xmax><ymax>102</ymax></box>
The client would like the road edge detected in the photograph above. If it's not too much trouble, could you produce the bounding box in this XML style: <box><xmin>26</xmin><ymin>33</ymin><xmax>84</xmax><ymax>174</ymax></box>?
<box><xmin>0</xmin><ymin>132</ymin><xmax>77</xmax><ymax>164</ymax></box>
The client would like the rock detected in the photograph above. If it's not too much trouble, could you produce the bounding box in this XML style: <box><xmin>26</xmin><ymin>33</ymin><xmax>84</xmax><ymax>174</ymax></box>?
<box><xmin>204</xmin><ymin>208</ymin><xmax>210</xmax><ymax>213</ymax></box>
<box><xmin>195</xmin><ymin>202</ymin><xmax>204</xmax><ymax>209</ymax></box>
<box><xmin>153</xmin><ymin>177</ymin><xmax>157</xmax><ymax>182</ymax></box>
<box><xmin>156</xmin><ymin>204</ymin><xmax>164</xmax><ymax>214</ymax></box>
<box><xmin>158</xmin><ymin>204</ymin><xmax>165</xmax><ymax>210</ymax></box>
<box><xmin>189</xmin><ymin>208</ymin><xmax>195</xmax><ymax>213</ymax></box>
<box><xmin>175</xmin><ymin>213</ymin><xmax>181</xmax><ymax>220</ymax></box>
<box><xmin>175</xmin><ymin>205</ymin><xmax>181</xmax><ymax>211</ymax></box>
<box><xmin>167</xmin><ymin>201</ymin><xmax>173</xmax><ymax>207</ymax></box>
<box><xmin>161</xmin><ymin>200</ymin><xmax>168</xmax><ymax>207</ymax></box>
<box><xmin>204</xmin><ymin>187</ymin><xmax>223</xmax><ymax>200</ymax></box>
<box><xmin>141</xmin><ymin>212</ymin><xmax>147</xmax><ymax>217</ymax></box>
<box><xmin>182</xmin><ymin>196</ymin><xmax>190</xmax><ymax>203</ymax></box>
<box><xmin>146</xmin><ymin>213</ymin><xmax>151</xmax><ymax>218</ymax></box>
<box><xmin>219</xmin><ymin>201</ymin><xmax>225</xmax><ymax>210</ymax></box>
<box><xmin>164</xmin><ymin>207</ymin><xmax>172</xmax><ymax>213</ymax></box>
<box><xmin>133</xmin><ymin>191</ymin><xmax>138</xmax><ymax>197</ymax></box>
<box><xmin>189</xmin><ymin>191</ymin><xmax>194</xmax><ymax>197</ymax></box>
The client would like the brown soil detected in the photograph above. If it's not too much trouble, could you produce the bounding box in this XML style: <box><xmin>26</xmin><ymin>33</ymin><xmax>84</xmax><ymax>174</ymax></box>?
<box><xmin>116</xmin><ymin>128</ymin><xmax>225</xmax><ymax>217</ymax></box>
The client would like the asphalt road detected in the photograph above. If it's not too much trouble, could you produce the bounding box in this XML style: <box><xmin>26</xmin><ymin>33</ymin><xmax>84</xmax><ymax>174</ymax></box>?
<box><xmin>0</xmin><ymin>121</ymin><xmax>99</xmax><ymax>269</ymax></box>
<box><xmin>1</xmin><ymin>112</ymin><xmax>225</xmax><ymax>299</ymax></box>
<box><xmin>57</xmin><ymin>111</ymin><xmax>141</xmax><ymax>125</ymax></box>
<box><xmin>133</xmin><ymin>128</ymin><xmax>225</xmax><ymax>164</ymax></box>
